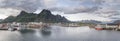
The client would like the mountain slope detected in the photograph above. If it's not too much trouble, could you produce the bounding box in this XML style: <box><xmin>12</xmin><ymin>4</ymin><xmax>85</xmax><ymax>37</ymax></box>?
<box><xmin>3</xmin><ymin>9</ymin><xmax>69</xmax><ymax>23</ymax></box>
<box><xmin>35</xmin><ymin>9</ymin><xmax>68</xmax><ymax>22</ymax></box>
<box><xmin>2</xmin><ymin>16</ymin><xmax>16</xmax><ymax>23</ymax></box>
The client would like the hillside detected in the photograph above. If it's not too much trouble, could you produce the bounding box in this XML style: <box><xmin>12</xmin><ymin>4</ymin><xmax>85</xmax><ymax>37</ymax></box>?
<box><xmin>2</xmin><ymin>9</ymin><xmax>69</xmax><ymax>23</ymax></box>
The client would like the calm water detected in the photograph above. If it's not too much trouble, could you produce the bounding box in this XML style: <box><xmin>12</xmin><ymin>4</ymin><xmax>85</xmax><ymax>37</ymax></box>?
<box><xmin>0</xmin><ymin>26</ymin><xmax>120</xmax><ymax>41</ymax></box>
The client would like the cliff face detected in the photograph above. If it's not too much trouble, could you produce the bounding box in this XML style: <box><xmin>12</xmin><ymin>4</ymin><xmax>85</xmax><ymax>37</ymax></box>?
<box><xmin>15</xmin><ymin>11</ymin><xmax>37</xmax><ymax>22</ymax></box>
<box><xmin>35</xmin><ymin>9</ymin><xmax>68</xmax><ymax>22</ymax></box>
<box><xmin>3</xmin><ymin>9</ymin><xmax>69</xmax><ymax>23</ymax></box>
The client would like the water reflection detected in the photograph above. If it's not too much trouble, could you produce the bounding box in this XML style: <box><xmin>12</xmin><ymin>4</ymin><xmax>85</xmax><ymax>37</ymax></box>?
<box><xmin>19</xmin><ymin>29</ymin><xmax>35</xmax><ymax>34</ymax></box>
<box><xmin>40</xmin><ymin>27</ymin><xmax>52</xmax><ymax>37</ymax></box>
<box><xmin>1</xmin><ymin>26</ymin><xmax>120</xmax><ymax>41</ymax></box>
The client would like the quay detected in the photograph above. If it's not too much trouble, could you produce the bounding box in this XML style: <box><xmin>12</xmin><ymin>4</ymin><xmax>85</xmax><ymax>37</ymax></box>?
<box><xmin>0</xmin><ymin>22</ymin><xmax>50</xmax><ymax>31</ymax></box>
<box><xmin>0</xmin><ymin>22</ymin><xmax>82</xmax><ymax>31</ymax></box>
<box><xmin>94</xmin><ymin>23</ymin><xmax>120</xmax><ymax>31</ymax></box>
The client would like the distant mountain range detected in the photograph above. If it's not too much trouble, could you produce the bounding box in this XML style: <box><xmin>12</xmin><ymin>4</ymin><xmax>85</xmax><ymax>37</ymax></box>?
<box><xmin>3</xmin><ymin>9</ymin><xmax>119</xmax><ymax>24</ymax></box>
<box><xmin>113</xmin><ymin>20</ymin><xmax>120</xmax><ymax>24</ymax></box>
<box><xmin>80</xmin><ymin>20</ymin><xmax>102</xmax><ymax>24</ymax></box>
<box><xmin>2</xmin><ymin>9</ymin><xmax>69</xmax><ymax>23</ymax></box>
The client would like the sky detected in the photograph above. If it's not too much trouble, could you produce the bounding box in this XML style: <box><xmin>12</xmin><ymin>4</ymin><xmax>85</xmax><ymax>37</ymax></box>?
<box><xmin>0</xmin><ymin>0</ymin><xmax>120</xmax><ymax>22</ymax></box>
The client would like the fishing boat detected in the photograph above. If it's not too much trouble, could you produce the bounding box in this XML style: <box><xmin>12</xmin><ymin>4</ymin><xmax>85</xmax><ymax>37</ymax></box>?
<box><xmin>95</xmin><ymin>24</ymin><xmax>103</xmax><ymax>30</ymax></box>
<box><xmin>8</xmin><ymin>23</ymin><xmax>21</xmax><ymax>31</ymax></box>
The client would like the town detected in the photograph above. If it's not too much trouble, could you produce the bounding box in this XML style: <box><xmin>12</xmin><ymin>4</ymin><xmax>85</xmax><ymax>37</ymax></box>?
<box><xmin>0</xmin><ymin>22</ymin><xmax>81</xmax><ymax>31</ymax></box>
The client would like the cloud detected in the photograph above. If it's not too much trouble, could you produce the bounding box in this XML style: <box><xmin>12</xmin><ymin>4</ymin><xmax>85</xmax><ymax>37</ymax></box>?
<box><xmin>0</xmin><ymin>8</ymin><xmax>20</xmax><ymax>19</ymax></box>
<box><xmin>93</xmin><ymin>0</ymin><xmax>120</xmax><ymax>18</ymax></box>
<box><xmin>42</xmin><ymin>0</ymin><xmax>57</xmax><ymax>8</ymax></box>
<box><xmin>0</xmin><ymin>0</ymin><xmax>120</xmax><ymax>21</ymax></box>
<box><xmin>0</xmin><ymin>0</ymin><xmax>43</xmax><ymax>12</ymax></box>
<box><xmin>0</xmin><ymin>8</ymin><xmax>20</xmax><ymax>16</ymax></box>
<box><xmin>61</xmin><ymin>13</ymin><xmax>111</xmax><ymax>21</ymax></box>
<box><xmin>0</xmin><ymin>0</ymin><xmax>104</xmax><ymax>14</ymax></box>
<box><xmin>48</xmin><ymin>6</ymin><xmax>99</xmax><ymax>14</ymax></box>
<box><xmin>46</xmin><ymin>0</ymin><xmax>104</xmax><ymax>14</ymax></box>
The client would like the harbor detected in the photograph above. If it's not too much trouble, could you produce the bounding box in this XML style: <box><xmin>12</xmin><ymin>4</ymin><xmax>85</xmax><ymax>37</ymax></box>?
<box><xmin>0</xmin><ymin>22</ymin><xmax>82</xmax><ymax>31</ymax></box>
<box><xmin>0</xmin><ymin>22</ymin><xmax>50</xmax><ymax>31</ymax></box>
<box><xmin>0</xmin><ymin>22</ymin><xmax>120</xmax><ymax>41</ymax></box>
<box><xmin>94</xmin><ymin>23</ymin><xmax>120</xmax><ymax>31</ymax></box>
<box><xmin>0</xmin><ymin>26</ymin><xmax>120</xmax><ymax>41</ymax></box>
<box><xmin>0</xmin><ymin>0</ymin><xmax>120</xmax><ymax>41</ymax></box>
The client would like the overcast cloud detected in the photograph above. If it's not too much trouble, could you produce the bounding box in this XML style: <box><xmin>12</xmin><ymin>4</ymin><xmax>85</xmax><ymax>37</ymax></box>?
<box><xmin>0</xmin><ymin>0</ymin><xmax>120</xmax><ymax>21</ymax></box>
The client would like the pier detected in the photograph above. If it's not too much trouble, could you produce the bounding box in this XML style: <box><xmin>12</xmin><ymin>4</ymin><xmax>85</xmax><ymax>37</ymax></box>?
<box><xmin>94</xmin><ymin>23</ymin><xmax>120</xmax><ymax>31</ymax></box>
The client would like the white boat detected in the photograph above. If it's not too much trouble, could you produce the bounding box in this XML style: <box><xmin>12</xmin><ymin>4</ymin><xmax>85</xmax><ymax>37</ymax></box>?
<box><xmin>8</xmin><ymin>23</ymin><xmax>21</xmax><ymax>31</ymax></box>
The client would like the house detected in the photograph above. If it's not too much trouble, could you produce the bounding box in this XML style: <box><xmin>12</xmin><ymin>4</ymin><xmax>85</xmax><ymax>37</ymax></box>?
<box><xmin>95</xmin><ymin>23</ymin><xmax>119</xmax><ymax>30</ymax></box>
<box><xmin>105</xmin><ymin>23</ymin><xmax>118</xmax><ymax>29</ymax></box>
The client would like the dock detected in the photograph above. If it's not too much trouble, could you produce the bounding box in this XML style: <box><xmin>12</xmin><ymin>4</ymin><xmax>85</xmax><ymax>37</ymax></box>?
<box><xmin>94</xmin><ymin>23</ymin><xmax>120</xmax><ymax>31</ymax></box>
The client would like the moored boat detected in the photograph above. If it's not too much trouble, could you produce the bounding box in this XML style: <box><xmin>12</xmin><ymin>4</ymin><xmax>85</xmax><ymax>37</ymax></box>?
<box><xmin>95</xmin><ymin>24</ymin><xmax>103</xmax><ymax>30</ymax></box>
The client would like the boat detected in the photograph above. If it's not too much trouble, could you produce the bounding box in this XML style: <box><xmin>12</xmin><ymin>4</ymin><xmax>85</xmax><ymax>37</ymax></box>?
<box><xmin>95</xmin><ymin>24</ymin><xmax>103</xmax><ymax>30</ymax></box>
<box><xmin>8</xmin><ymin>23</ymin><xmax>21</xmax><ymax>31</ymax></box>
<box><xmin>0</xmin><ymin>24</ymin><xmax>10</xmax><ymax>30</ymax></box>
<box><xmin>12</xmin><ymin>25</ymin><xmax>21</xmax><ymax>31</ymax></box>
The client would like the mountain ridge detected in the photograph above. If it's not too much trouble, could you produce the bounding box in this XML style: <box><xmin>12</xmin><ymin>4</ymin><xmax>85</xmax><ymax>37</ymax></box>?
<box><xmin>2</xmin><ymin>9</ymin><xmax>69</xmax><ymax>23</ymax></box>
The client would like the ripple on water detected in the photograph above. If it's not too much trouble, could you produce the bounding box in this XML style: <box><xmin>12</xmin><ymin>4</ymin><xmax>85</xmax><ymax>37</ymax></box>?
<box><xmin>0</xmin><ymin>26</ymin><xmax>120</xmax><ymax>41</ymax></box>
<box><xmin>0</xmin><ymin>31</ymin><xmax>23</xmax><ymax>41</ymax></box>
